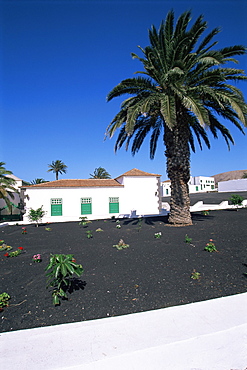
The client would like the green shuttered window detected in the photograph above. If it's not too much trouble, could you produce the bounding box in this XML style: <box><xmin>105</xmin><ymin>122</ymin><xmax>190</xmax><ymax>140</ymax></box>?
<box><xmin>81</xmin><ymin>198</ymin><xmax>92</xmax><ymax>215</ymax></box>
<box><xmin>109</xmin><ymin>197</ymin><xmax>119</xmax><ymax>213</ymax></box>
<box><xmin>51</xmin><ymin>198</ymin><xmax>62</xmax><ymax>216</ymax></box>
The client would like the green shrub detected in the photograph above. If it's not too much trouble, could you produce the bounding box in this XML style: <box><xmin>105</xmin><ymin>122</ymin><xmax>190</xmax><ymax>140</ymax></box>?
<box><xmin>45</xmin><ymin>254</ymin><xmax>83</xmax><ymax>305</ymax></box>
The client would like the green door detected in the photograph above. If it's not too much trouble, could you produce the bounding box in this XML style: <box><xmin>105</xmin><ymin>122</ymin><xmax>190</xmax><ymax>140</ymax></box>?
<box><xmin>51</xmin><ymin>199</ymin><xmax>62</xmax><ymax>216</ymax></box>
<box><xmin>109</xmin><ymin>197</ymin><xmax>119</xmax><ymax>213</ymax></box>
<box><xmin>81</xmin><ymin>198</ymin><xmax>92</xmax><ymax>214</ymax></box>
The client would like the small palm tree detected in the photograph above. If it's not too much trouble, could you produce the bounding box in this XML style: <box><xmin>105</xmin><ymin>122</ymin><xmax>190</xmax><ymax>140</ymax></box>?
<box><xmin>106</xmin><ymin>10</ymin><xmax>247</xmax><ymax>225</ymax></box>
<box><xmin>47</xmin><ymin>160</ymin><xmax>68</xmax><ymax>181</ymax></box>
<box><xmin>0</xmin><ymin>162</ymin><xmax>17</xmax><ymax>212</ymax></box>
<box><xmin>89</xmin><ymin>167</ymin><xmax>111</xmax><ymax>179</ymax></box>
<box><xmin>30</xmin><ymin>178</ymin><xmax>48</xmax><ymax>185</ymax></box>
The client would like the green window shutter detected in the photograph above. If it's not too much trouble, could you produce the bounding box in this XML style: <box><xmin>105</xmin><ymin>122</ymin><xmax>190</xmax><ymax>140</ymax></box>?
<box><xmin>109</xmin><ymin>197</ymin><xmax>119</xmax><ymax>213</ymax></box>
<box><xmin>51</xmin><ymin>199</ymin><xmax>62</xmax><ymax>216</ymax></box>
<box><xmin>81</xmin><ymin>198</ymin><xmax>92</xmax><ymax>215</ymax></box>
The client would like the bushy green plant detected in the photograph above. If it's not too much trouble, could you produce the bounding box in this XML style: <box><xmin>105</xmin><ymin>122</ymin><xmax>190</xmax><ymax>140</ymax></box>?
<box><xmin>113</xmin><ymin>239</ymin><xmax>129</xmax><ymax>250</ymax></box>
<box><xmin>45</xmin><ymin>254</ymin><xmax>83</xmax><ymax>305</ymax></box>
<box><xmin>28</xmin><ymin>206</ymin><xmax>46</xmax><ymax>226</ymax></box>
<box><xmin>0</xmin><ymin>292</ymin><xmax>10</xmax><ymax>310</ymax></box>
<box><xmin>205</xmin><ymin>239</ymin><xmax>217</xmax><ymax>252</ymax></box>
<box><xmin>229</xmin><ymin>194</ymin><xmax>244</xmax><ymax>209</ymax></box>
<box><xmin>154</xmin><ymin>232</ymin><xmax>162</xmax><ymax>239</ymax></box>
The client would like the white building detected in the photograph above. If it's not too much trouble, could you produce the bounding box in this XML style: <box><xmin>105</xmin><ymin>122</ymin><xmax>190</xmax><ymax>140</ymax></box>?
<box><xmin>161</xmin><ymin>176</ymin><xmax>216</xmax><ymax>196</ymax></box>
<box><xmin>0</xmin><ymin>174</ymin><xmax>27</xmax><ymax>221</ymax></box>
<box><xmin>22</xmin><ymin>169</ymin><xmax>162</xmax><ymax>223</ymax></box>
<box><xmin>218</xmin><ymin>178</ymin><xmax>247</xmax><ymax>192</ymax></box>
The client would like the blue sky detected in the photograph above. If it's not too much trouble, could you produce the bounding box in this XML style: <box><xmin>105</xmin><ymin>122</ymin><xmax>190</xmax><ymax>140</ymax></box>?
<box><xmin>1</xmin><ymin>0</ymin><xmax>247</xmax><ymax>182</ymax></box>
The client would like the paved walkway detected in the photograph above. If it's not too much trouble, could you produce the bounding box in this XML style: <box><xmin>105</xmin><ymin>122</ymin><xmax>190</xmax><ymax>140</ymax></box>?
<box><xmin>1</xmin><ymin>292</ymin><xmax>246</xmax><ymax>370</ymax></box>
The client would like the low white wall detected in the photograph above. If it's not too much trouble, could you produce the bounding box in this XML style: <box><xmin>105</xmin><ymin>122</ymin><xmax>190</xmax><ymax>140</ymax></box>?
<box><xmin>218</xmin><ymin>179</ymin><xmax>247</xmax><ymax>192</ymax></box>
<box><xmin>162</xmin><ymin>200</ymin><xmax>247</xmax><ymax>213</ymax></box>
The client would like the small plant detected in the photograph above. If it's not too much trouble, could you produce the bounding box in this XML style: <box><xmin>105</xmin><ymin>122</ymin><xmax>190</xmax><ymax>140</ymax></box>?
<box><xmin>154</xmin><ymin>232</ymin><xmax>162</xmax><ymax>239</ymax></box>
<box><xmin>191</xmin><ymin>270</ymin><xmax>201</xmax><ymax>280</ymax></box>
<box><xmin>45</xmin><ymin>227</ymin><xmax>51</xmax><ymax>231</ymax></box>
<box><xmin>201</xmin><ymin>210</ymin><xmax>210</xmax><ymax>216</ymax></box>
<box><xmin>116</xmin><ymin>220</ymin><xmax>120</xmax><ymax>223</ymax></box>
<box><xmin>138</xmin><ymin>217</ymin><xmax>143</xmax><ymax>230</ymax></box>
<box><xmin>0</xmin><ymin>243</ymin><xmax>12</xmax><ymax>251</ymax></box>
<box><xmin>96</xmin><ymin>228</ymin><xmax>103</xmax><ymax>232</ymax></box>
<box><xmin>5</xmin><ymin>246</ymin><xmax>24</xmax><ymax>258</ymax></box>
<box><xmin>86</xmin><ymin>230</ymin><xmax>93</xmax><ymax>239</ymax></box>
<box><xmin>0</xmin><ymin>292</ymin><xmax>11</xmax><ymax>310</ymax></box>
<box><xmin>28</xmin><ymin>206</ymin><xmax>46</xmax><ymax>226</ymax></box>
<box><xmin>205</xmin><ymin>239</ymin><xmax>217</xmax><ymax>252</ymax></box>
<box><xmin>0</xmin><ymin>239</ymin><xmax>4</xmax><ymax>245</ymax></box>
<box><xmin>32</xmin><ymin>254</ymin><xmax>42</xmax><ymax>263</ymax></box>
<box><xmin>22</xmin><ymin>227</ymin><xmax>27</xmax><ymax>234</ymax></box>
<box><xmin>185</xmin><ymin>234</ymin><xmax>192</xmax><ymax>244</ymax></box>
<box><xmin>79</xmin><ymin>216</ymin><xmax>91</xmax><ymax>226</ymax></box>
<box><xmin>116</xmin><ymin>224</ymin><xmax>121</xmax><ymax>229</ymax></box>
<box><xmin>113</xmin><ymin>239</ymin><xmax>129</xmax><ymax>250</ymax></box>
<box><xmin>229</xmin><ymin>194</ymin><xmax>244</xmax><ymax>209</ymax></box>
<box><xmin>45</xmin><ymin>253</ymin><xmax>83</xmax><ymax>305</ymax></box>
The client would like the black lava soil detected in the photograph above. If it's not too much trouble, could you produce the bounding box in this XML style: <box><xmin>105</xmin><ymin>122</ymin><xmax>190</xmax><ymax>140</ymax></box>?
<box><xmin>0</xmin><ymin>209</ymin><xmax>246</xmax><ymax>333</ymax></box>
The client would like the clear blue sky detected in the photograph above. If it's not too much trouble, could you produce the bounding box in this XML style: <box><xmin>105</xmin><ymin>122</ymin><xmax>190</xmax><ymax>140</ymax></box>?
<box><xmin>1</xmin><ymin>0</ymin><xmax>247</xmax><ymax>182</ymax></box>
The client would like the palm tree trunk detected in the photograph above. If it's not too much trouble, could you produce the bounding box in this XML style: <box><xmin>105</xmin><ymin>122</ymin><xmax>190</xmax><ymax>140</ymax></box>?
<box><xmin>165</xmin><ymin>123</ymin><xmax>192</xmax><ymax>225</ymax></box>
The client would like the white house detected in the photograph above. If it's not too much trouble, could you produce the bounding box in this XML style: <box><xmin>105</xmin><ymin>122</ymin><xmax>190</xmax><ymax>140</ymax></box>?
<box><xmin>0</xmin><ymin>174</ymin><xmax>27</xmax><ymax>221</ymax></box>
<box><xmin>22</xmin><ymin>169</ymin><xmax>162</xmax><ymax>223</ymax></box>
<box><xmin>161</xmin><ymin>176</ymin><xmax>216</xmax><ymax>196</ymax></box>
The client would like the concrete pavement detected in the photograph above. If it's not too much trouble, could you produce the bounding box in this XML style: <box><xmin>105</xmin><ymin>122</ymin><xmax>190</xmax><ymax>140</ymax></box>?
<box><xmin>1</xmin><ymin>292</ymin><xmax>246</xmax><ymax>370</ymax></box>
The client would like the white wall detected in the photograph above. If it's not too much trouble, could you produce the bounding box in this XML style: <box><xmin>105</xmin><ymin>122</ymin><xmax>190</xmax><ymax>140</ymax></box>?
<box><xmin>118</xmin><ymin>176</ymin><xmax>161</xmax><ymax>216</ymax></box>
<box><xmin>23</xmin><ymin>186</ymin><xmax>125</xmax><ymax>223</ymax></box>
<box><xmin>218</xmin><ymin>179</ymin><xmax>247</xmax><ymax>192</ymax></box>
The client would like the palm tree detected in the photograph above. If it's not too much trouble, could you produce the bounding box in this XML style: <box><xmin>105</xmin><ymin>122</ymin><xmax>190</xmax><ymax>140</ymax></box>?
<box><xmin>89</xmin><ymin>167</ymin><xmax>111</xmax><ymax>179</ymax></box>
<box><xmin>47</xmin><ymin>160</ymin><xmax>68</xmax><ymax>180</ymax></box>
<box><xmin>0</xmin><ymin>162</ymin><xmax>17</xmax><ymax>212</ymax></box>
<box><xmin>30</xmin><ymin>178</ymin><xmax>48</xmax><ymax>185</ymax></box>
<box><xmin>105</xmin><ymin>10</ymin><xmax>247</xmax><ymax>225</ymax></box>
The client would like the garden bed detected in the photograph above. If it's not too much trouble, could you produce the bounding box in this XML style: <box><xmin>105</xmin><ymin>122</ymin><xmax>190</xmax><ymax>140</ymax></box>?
<box><xmin>0</xmin><ymin>209</ymin><xmax>246</xmax><ymax>333</ymax></box>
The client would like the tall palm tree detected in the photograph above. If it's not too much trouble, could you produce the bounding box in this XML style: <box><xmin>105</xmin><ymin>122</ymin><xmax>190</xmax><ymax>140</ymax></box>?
<box><xmin>89</xmin><ymin>167</ymin><xmax>111</xmax><ymax>179</ymax></box>
<box><xmin>105</xmin><ymin>10</ymin><xmax>247</xmax><ymax>225</ymax></box>
<box><xmin>47</xmin><ymin>160</ymin><xmax>68</xmax><ymax>181</ymax></box>
<box><xmin>0</xmin><ymin>162</ymin><xmax>17</xmax><ymax>212</ymax></box>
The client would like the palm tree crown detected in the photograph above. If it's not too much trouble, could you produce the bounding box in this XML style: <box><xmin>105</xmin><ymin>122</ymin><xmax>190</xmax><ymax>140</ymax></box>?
<box><xmin>47</xmin><ymin>160</ymin><xmax>68</xmax><ymax>181</ymax></box>
<box><xmin>89</xmin><ymin>167</ymin><xmax>111</xmax><ymax>179</ymax></box>
<box><xmin>106</xmin><ymin>10</ymin><xmax>247</xmax><ymax>225</ymax></box>
<box><xmin>0</xmin><ymin>162</ymin><xmax>17</xmax><ymax>212</ymax></box>
<box><xmin>30</xmin><ymin>178</ymin><xmax>48</xmax><ymax>185</ymax></box>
